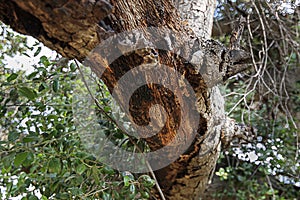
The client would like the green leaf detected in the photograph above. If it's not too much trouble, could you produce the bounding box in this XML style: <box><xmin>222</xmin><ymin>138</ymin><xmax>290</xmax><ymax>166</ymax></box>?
<box><xmin>7</xmin><ymin>73</ymin><xmax>18</xmax><ymax>82</ymax></box>
<box><xmin>104</xmin><ymin>106</ymin><xmax>111</xmax><ymax>112</ymax></box>
<box><xmin>139</xmin><ymin>175</ymin><xmax>155</xmax><ymax>187</ymax></box>
<box><xmin>102</xmin><ymin>166</ymin><xmax>115</xmax><ymax>175</ymax></box>
<box><xmin>38</xmin><ymin>82</ymin><xmax>48</xmax><ymax>92</ymax></box>
<box><xmin>9</xmin><ymin>88</ymin><xmax>18</xmax><ymax>102</ymax></box>
<box><xmin>69</xmin><ymin>63</ymin><xmax>76</xmax><ymax>72</ymax></box>
<box><xmin>34</xmin><ymin>46</ymin><xmax>41</xmax><ymax>57</ymax></box>
<box><xmin>40</xmin><ymin>55</ymin><xmax>47</xmax><ymax>63</ymax></box>
<box><xmin>129</xmin><ymin>184</ymin><xmax>136</xmax><ymax>194</ymax></box>
<box><xmin>28</xmin><ymin>195</ymin><xmax>38</xmax><ymax>200</ymax></box>
<box><xmin>22</xmin><ymin>152</ymin><xmax>34</xmax><ymax>167</ymax></box>
<box><xmin>14</xmin><ymin>152</ymin><xmax>29</xmax><ymax>167</ymax></box>
<box><xmin>37</xmin><ymin>67</ymin><xmax>47</xmax><ymax>77</ymax></box>
<box><xmin>8</xmin><ymin>131</ymin><xmax>20</xmax><ymax>141</ymax></box>
<box><xmin>55</xmin><ymin>123</ymin><xmax>64</xmax><ymax>131</ymax></box>
<box><xmin>40</xmin><ymin>56</ymin><xmax>51</xmax><ymax>67</ymax></box>
<box><xmin>52</xmin><ymin>78</ymin><xmax>59</xmax><ymax>92</ymax></box>
<box><xmin>41</xmin><ymin>196</ymin><xmax>48</xmax><ymax>200</ymax></box>
<box><xmin>92</xmin><ymin>166</ymin><xmax>100</xmax><ymax>184</ymax></box>
<box><xmin>237</xmin><ymin>175</ymin><xmax>246</xmax><ymax>182</ymax></box>
<box><xmin>112</xmin><ymin>190</ymin><xmax>120</xmax><ymax>199</ymax></box>
<box><xmin>18</xmin><ymin>86</ymin><xmax>37</xmax><ymax>100</ymax></box>
<box><xmin>47</xmin><ymin>114</ymin><xmax>58</xmax><ymax>121</ymax></box>
<box><xmin>122</xmin><ymin>171</ymin><xmax>134</xmax><ymax>187</ymax></box>
<box><xmin>76</xmin><ymin>163</ymin><xmax>87</xmax><ymax>175</ymax></box>
<box><xmin>141</xmin><ymin>191</ymin><xmax>150</xmax><ymax>198</ymax></box>
<box><xmin>3</xmin><ymin>153</ymin><xmax>15</xmax><ymax>169</ymax></box>
<box><xmin>22</xmin><ymin>52</ymin><xmax>31</xmax><ymax>57</ymax></box>
<box><xmin>48</xmin><ymin>158</ymin><xmax>61</xmax><ymax>174</ymax></box>
<box><xmin>26</xmin><ymin>71</ymin><xmax>39</xmax><ymax>80</ymax></box>
<box><xmin>123</xmin><ymin>176</ymin><xmax>131</xmax><ymax>187</ymax></box>
<box><xmin>102</xmin><ymin>192</ymin><xmax>111</xmax><ymax>200</ymax></box>
<box><xmin>55</xmin><ymin>193</ymin><xmax>69</xmax><ymax>199</ymax></box>
<box><xmin>69</xmin><ymin>187</ymin><xmax>83</xmax><ymax>196</ymax></box>
<box><xmin>22</xmin><ymin>136</ymin><xmax>40</xmax><ymax>143</ymax></box>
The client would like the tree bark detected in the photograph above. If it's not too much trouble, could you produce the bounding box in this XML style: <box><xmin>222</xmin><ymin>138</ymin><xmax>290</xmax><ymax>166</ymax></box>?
<box><xmin>0</xmin><ymin>0</ymin><xmax>249</xmax><ymax>199</ymax></box>
<box><xmin>174</xmin><ymin>0</ymin><xmax>216</xmax><ymax>39</ymax></box>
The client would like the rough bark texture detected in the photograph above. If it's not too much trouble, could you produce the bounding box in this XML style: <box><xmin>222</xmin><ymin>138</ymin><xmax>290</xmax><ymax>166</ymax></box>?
<box><xmin>174</xmin><ymin>0</ymin><xmax>216</xmax><ymax>39</ymax></box>
<box><xmin>0</xmin><ymin>0</ymin><xmax>250</xmax><ymax>199</ymax></box>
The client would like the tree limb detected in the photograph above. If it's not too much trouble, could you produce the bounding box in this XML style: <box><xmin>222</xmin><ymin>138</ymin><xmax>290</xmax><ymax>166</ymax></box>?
<box><xmin>221</xmin><ymin>117</ymin><xmax>256</xmax><ymax>149</ymax></box>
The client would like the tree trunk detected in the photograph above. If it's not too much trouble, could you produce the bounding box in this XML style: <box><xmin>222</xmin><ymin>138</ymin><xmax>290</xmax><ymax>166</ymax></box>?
<box><xmin>0</xmin><ymin>0</ymin><xmax>249</xmax><ymax>199</ymax></box>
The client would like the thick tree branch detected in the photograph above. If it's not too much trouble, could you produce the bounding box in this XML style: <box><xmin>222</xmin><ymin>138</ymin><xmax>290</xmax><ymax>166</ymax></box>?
<box><xmin>0</xmin><ymin>0</ymin><xmax>113</xmax><ymax>59</ymax></box>
<box><xmin>221</xmin><ymin>117</ymin><xmax>256</xmax><ymax>149</ymax></box>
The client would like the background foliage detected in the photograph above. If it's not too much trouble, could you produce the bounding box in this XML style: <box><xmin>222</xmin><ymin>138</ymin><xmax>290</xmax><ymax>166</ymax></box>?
<box><xmin>212</xmin><ymin>0</ymin><xmax>300</xmax><ymax>199</ymax></box>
